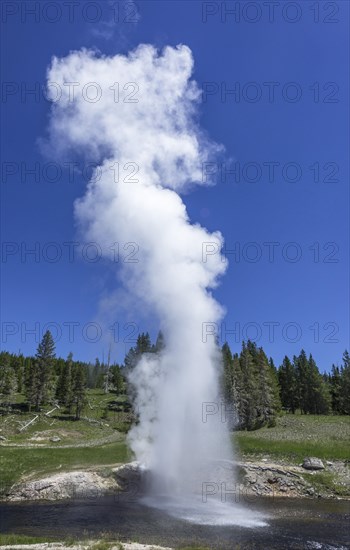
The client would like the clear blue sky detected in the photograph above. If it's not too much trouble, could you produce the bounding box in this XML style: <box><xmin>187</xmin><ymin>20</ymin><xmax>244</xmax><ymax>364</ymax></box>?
<box><xmin>1</xmin><ymin>1</ymin><xmax>349</xmax><ymax>371</ymax></box>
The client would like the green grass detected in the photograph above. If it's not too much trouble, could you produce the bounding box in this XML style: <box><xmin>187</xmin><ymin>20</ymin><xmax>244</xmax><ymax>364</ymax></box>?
<box><xmin>302</xmin><ymin>471</ymin><xmax>350</xmax><ymax>497</ymax></box>
<box><xmin>0</xmin><ymin>389</ymin><xmax>133</xmax><ymax>445</ymax></box>
<box><xmin>234</xmin><ymin>414</ymin><xmax>350</xmax><ymax>462</ymax></box>
<box><xmin>0</xmin><ymin>440</ymin><xmax>130</xmax><ymax>495</ymax></box>
<box><xmin>235</xmin><ymin>435</ymin><xmax>349</xmax><ymax>461</ymax></box>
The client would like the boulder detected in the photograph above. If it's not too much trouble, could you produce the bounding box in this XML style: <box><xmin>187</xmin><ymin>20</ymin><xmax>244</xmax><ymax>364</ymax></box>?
<box><xmin>50</xmin><ymin>436</ymin><xmax>61</xmax><ymax>442</ymax></box>
<box><xmin>302</xmin><ymin>457</ymin><xmax>325</xmax><ymax>471</ymax></box>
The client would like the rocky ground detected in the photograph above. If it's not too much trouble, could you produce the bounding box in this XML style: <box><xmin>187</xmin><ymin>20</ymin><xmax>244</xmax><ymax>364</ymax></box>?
<box><xmin>6</xmin><ymin>470</ymin><xmax>118</xmax><ymax>501</ymax></box>
<box><xmin>5</xmin><ymin>458</ymin><xmax>350</xmax><ymax>502</ymax></box>
<box><xmin>5</xmin><ymin>463</ymin><xmax>139</xmax><ymax>502</ymax></box>
<box><xmin>237</xmin><ymin>458</ymin><xmax>349</xmax><ymax>498</ymax></box>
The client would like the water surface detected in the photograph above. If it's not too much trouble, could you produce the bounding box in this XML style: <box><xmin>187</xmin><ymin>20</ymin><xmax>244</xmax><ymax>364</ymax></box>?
<box><xmin>0</xmin><ymin>496</ymin><xmax>349</xmax><ymax>549</ymax></box>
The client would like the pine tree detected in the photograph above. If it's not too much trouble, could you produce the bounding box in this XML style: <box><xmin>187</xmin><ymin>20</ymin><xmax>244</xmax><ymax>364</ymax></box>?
<box><xmin>307</xmin><ymin>354</ymin><xmax>331</xmax><ymax>414</ymax></box>
<box><xmin>254</xmin><ymin>347</ymin><xmax>278</xmax><ymax>427</ymax></box>
<box><xmin>328</xmin><ymin>365</ymin><xmax>341</xmax><ymax>413</ymax></box>
<box><xmin>278</xmin><ymin>356</ymin><xmax>298</xmax><ymax>413</ymax></box>
<box><xmin>24</xmin><ymin>332</ymin><xmax>56</xmax><ymax>411</ymax></box>
<box><xmin>239</xmin><ymin>341</ymin><xmax>259</xmax><ymax>430</ymax></box>
<box><xmin>232</xmin><ymin>354</ymin><xmax>245</xmax><ymax>425</ymax></box>
<box><xmin>110</xmin><ymin>364</ymin><xmax>124</xmax><ymax>394</ymax></box>
<box><xmin>339</xmin><ymin>350</ymin><xmax>350</xmax><ymax>414</ymax></box>
<box><xmin>124</xmin><ymin>332</ymin><xmax>152</xmax><ymax>370</ymax></box>
<box><xmin>136</xmin><ymin>332</ymin><xmax>152</xmax><ymax>354</ymax></box>
<box><xmin>56</xmin><ymin>352</ymin><xmax>73</xmax><ymax>412</ymax></box>
<box><xmin>222</xmin><ymin>343</ymin><xmax>245</xmax><ymax>428</ymax></box>
<box><xmin>221</xmin><ymin>343</ymin><xmax>237</xmax><ymax>427</ymax></box>
<box><xmin>103</xmin><ymin>344</ymin><xmax>114</xmax><ymax>394</ymax></box>
<box><xmin>92</xmin><ymin>358</ymin><xmax>103</xmax><ymax>388</ymax></box>
<box><xmin>10</xmin><ymin>354</ymin><xmax>24</xmax><ymax>394</ymax></box>
<box><xmin>24</xmin><ymin>357</ymin><xmax>37</xmax><ymax>412</ymax></box>
<box><xmin>222</xmin><ymin>342</ymin><xmax>233</xmax><ymax>401</ymax></box>
<box><xmin>124</xmin><ymin>346</ymin><xmax>137</xmax><ymax>370</ymax></box>
<box><xmin>35</xmin><ymin>330</ymin><xmax>55</xmax><ymax>410</ymax></box>
<box><xmin>71</xmin><ymin>363</ymin><xmax>87</xmax><ymax>420</ymax></box>
<box><xmin>295</xmin><ymin>350</ymin><xmax>309</xmax><ymax>414</ymax></box>
<box><xmin>0</xmin><ymin>358</ymin><xmax>18</xmax><ymax>404</ymax></box>
<box><xmin>268</xmin><ymin>357</ymin><xmax>282</xmax><ymax>415</ymax></box>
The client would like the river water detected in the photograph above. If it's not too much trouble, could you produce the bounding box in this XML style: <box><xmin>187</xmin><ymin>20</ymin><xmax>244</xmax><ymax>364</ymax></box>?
<box><xmin>0</xmin><ymin>496</ymin><xmax>349</xmax><ymax>549</ymax></box>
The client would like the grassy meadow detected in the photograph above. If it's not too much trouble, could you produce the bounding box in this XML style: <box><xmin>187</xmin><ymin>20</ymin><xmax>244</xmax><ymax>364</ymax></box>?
<box><xmin>235</xmin><ymin>414</ymin><xmax>350</xmax><ymax>462</ymax></box>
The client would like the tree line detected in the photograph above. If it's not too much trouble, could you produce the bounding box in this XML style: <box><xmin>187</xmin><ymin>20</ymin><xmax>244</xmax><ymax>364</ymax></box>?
<box><xmin>222</xmin><ymin>341</ymin><xmax>350</xmax><ymax>430</ymax></box>
<box><xmin>0</xmin><ymin>330</ymin><xmax>349</xmax><ymax>428</ymax></box>
<box><xmin>0</xmin><ymin>331</ymin><xmax>124</xmax><ymax>419</ymax></box>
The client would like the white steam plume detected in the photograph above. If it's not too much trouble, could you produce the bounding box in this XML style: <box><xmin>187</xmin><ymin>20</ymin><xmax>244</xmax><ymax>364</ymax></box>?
<box><xmin>44</xmin><ymin>44</ymin><xmax>255</xmax><ymax>522</ymax></box>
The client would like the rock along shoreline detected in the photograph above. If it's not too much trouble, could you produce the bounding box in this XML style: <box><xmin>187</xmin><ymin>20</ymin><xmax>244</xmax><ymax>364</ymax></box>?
<box><xmin>3</xmin><ymin>458</ymin><xmax>349</xmax><ymax>502</ymax></box>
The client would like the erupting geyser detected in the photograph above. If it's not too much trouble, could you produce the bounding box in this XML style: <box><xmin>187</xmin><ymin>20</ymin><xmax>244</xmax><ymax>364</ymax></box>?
<box><xmin>44</xmin><ymin>44</ymin><xmax>266</xmax><ymax>527</ymax></box>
